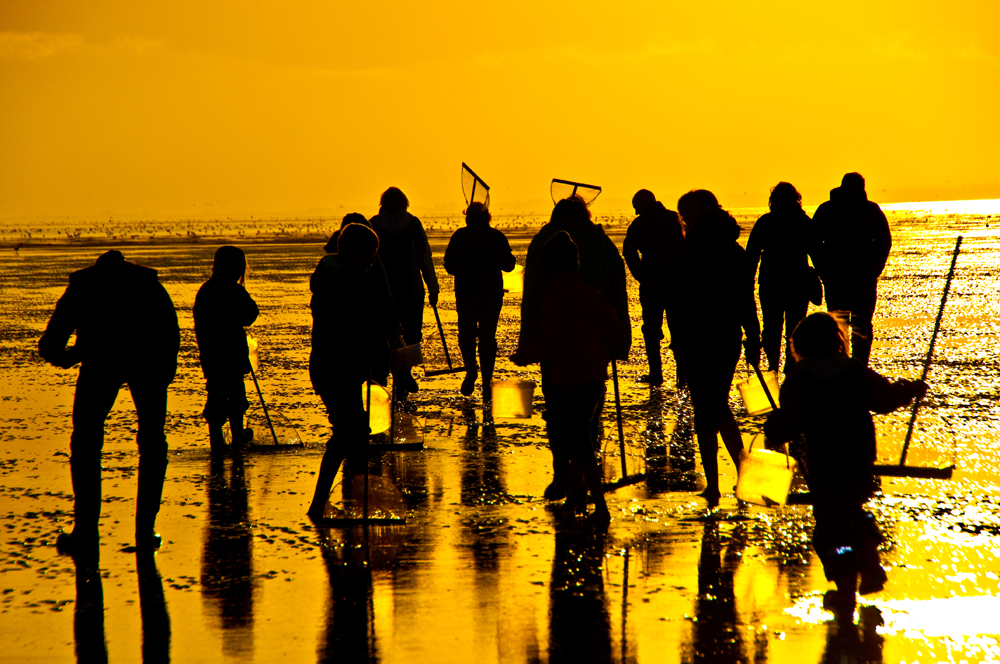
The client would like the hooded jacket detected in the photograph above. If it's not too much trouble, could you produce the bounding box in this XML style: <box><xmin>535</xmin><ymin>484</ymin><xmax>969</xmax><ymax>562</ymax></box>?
<box><xmin>622</xmin><ymin>201</ymin><xmax>685</xmax><ymax>288</ymax></box>
<box><xmin>38</xmin><ymin>250</ymin><xmax>180</xmax><ymax>385</ymax></box>
<box><xmin>369</xmin><ymin>211</ymin><xmax>439</xmax><ymax>302</ymax></box>
<box><xmin>443</xmin><ymin>220</ymin><xmax>516</xmax><ymax>298</ymax></box>
<box><xmin>811</xmin><ymin>186</ymin><xmax>891</xmax><ymax>289</ymax></box>
<box><xmin>193</xmin><ymin>275</ymin><xmax>259</xmax><ymax>379</ymax></box>
<box><xmin>745</xmin><ymin>206</ymin><xmax>815</xmax><ymax>297</ymax></box>
<box><xmin>764</xmin><ymin>355</ymin><xmax>921</xmax><ymax>503</ymax></box>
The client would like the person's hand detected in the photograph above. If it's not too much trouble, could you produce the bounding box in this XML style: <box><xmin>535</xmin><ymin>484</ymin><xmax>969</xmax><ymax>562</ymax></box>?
<box><xmin>429</xmin><ymin>290</ymin><xmax>439</xmax><ymax>307</ymax></box>
<box><xmin>910</xmin><ymin>379</ymin><xmax>929</xmax><ymax>402</ymax></box>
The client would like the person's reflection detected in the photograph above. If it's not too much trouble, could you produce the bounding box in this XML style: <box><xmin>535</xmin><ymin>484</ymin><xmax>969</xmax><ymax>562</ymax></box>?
<box><xmin>683</xmin><ymin>521</ymin><xmax>748</xmax><ymax>663</ymax></box>
<box><xmin>316</xmin><ymin>527</ymin><xmax>379</xmax><ymax>663</ymax></box>
<box><xmin>648</xmin><ymin>387</ymin><xmax>697</xmax><ymax>493</ymax></box>
<box><xmin>136</xmin><ymin>552</ymin><xmax>171</xmax><ymax>663</ymax></box>
<box><xmin>200</xmin><ymin>454</ymin><xmax>254</xmax><ymax>657</ymax></box>
<box><xmin>72</xmin><ymin>548</ymin><xmax>107</xmax><ymax>663</ymax></box>
<box><xmin>820</xmin><ymin>605</ymin><xmax>884</xmax><ymax>663</ymax></box>
<box><xmin>548</xmin><ymin>524</ymin><xmax>613</xmax><ymax>663</ymax></box>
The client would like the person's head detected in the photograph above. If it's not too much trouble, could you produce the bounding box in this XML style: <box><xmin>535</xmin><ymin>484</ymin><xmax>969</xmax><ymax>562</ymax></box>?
<box><xmin>465</xmin><ymin>201</ymin><xmax>491</xmax><ymax>226</ymax></box>
<box><xmin>768</xmin><ymin>182</ymin><xmax>803</xmax><ymax>211</ymax></box>
<box><xmin>541</xmin><ymin>230</ymin><xmax>579</xmax><ymax>280</ymax></box>
<box><xmin>841</xmin><ymin>172</ymin><xmax>865</xmax><ymax>193</ymax></box>
<box><xmin>550</xmin><ymin>194</ymin><xmax>591</xmax><ymax>226</ymax></box>
<box><xmin>337</xmin><ymin>223</ymin><xmax>380</xmax><ymax>273</ymax></box>
<box><xmin>632</xmin><ymin>189</ymin><xmax>656</xmax><ymax>216</ymax></box>
<box><xmin>379</xmin><ymin>187</ymin><xmax>409</xmax><ymax>215</ymax></box>
<box><xmin>323</xmin><ymin>213</ymin><xmax>370</xmax><ymax>253</ymax></box>
<box><xmin>213</xmin><ymin>245</ymin><xmax>247</xmax><ymax>282</ymax></box>
<box><xmin>677</xmin><ymin>189</ymin><xmax>720</xmax><ymax>226</ymax></box>
<box><xmin>790</xmin><ymin>312</ymin><xmax>851</xmax><ymax>362</ymax></box>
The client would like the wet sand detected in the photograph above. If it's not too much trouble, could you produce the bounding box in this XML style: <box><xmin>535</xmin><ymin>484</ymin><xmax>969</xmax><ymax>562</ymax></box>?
<box><xmin>2</xmin><ymin>216</ymin><xmax>1000</xmax><ymax>662</ymax></box>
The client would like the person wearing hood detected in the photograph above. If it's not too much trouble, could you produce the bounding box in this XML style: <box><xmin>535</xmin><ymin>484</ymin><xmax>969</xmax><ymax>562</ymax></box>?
<box><xmin>810</xmin><ymin>173</ymin><xmax>892</xmax><ymax>366</ymax></box>
<box><xmin>324</xmin><ymin>213</ymin><xmax>399</xmax><ymax>386</ymax></box>
<box><xmin>622</xmin><ymin>189</ymin><xmax>686</xmax><ymax>387</ymax></box>
<box><xmin>307</xmin><ymin>223</ymin><xmax>389</xmax><ymax>521</ymax></box>
<box><xmin>193</xmin><ymin>246</ymin><xmax>259</xmax><ymax>453</ymax></box>
<box><xmin>38</xmin><ymin>250</ymin><xmax>180</xmax><ymax>555</ymax></box>
<box><xmin>764</xmin><ymin>312</ymin><xmax>926</xmax><ymax>614</ymax></box>
<box><xmin>745</xmin><ymin>182</ymin><xmax>819</xmax><ymax>374</ymax></box>
<box><xmin>369</xmin><ymin>187</ymin><xmax>440</xmax><ymax>400</ymax></box>
<box><xmin>519</xmin><ymin>195</ymin><xmax>632</xmax><ymax>501</ymax></box>
<box><xmin>675</xmin><ymin>189</ymin><xmax>761</xmax><ymax>505</ymax></box>
<box><xmin>443</xmin><ymin>202</ymin><xmax>516</xmax><ymax>399</ymax></box>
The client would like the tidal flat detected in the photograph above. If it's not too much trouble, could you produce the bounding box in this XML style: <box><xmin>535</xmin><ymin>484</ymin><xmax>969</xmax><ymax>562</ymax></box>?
<box><xmin>2</xmin><ymin>208</ymin><xmax>1000</xmax><ymax>663</ymax></box>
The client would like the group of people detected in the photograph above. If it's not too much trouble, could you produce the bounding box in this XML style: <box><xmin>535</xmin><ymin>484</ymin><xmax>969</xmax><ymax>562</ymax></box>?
<box><xmin>39</xmin><ymin>174</ymin><xmax>927</xmax><ymax>612</ymax></box>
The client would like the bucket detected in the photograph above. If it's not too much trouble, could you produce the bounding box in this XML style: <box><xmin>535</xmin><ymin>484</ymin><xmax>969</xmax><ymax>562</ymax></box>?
<box><xmin>736</xmin><ymin>369</ymin><xmax>780</xmax><ymax>415</ymax></box>
<box><xmin>362</xmin><ymin>381</ymin><xmax>392</xmax><ymax>435</ymax></box>
<box><xmin>502</xmin><ymin>265</ymin><xmax>524</xmax><ymax>293</ymax></box>
<box><xmin>490</xmin><ymin>380</ymin><xmax>536</xmax><ymax>418</ymax></box>
<box><xmin>392</xmin><ymin>343</ymin><xmax>423</xmax><ymax>370</ymax></box>
<box><xmin>735</xmin><ymin>435</ymin><xmax>797</xmax><ymax>506</ymax></box>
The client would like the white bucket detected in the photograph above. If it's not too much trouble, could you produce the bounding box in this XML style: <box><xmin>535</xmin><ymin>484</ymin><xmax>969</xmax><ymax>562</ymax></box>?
<box><xmin>502</xmin><ymin>265</ymin><xmax>524</xmax><ymax>293</ymax></box>
<box><xmin>362</xmin><ymin>381</ymin><xmax>392</xmax><ymax>435</ymax></box>
<box><xmin>736</xmin><ymin>370</ymin><xmax>780</xmax><ymax>415</ymax></box>
<box><xmin>392</xmin><ymin>343</ymin><xmax>423</xmax><ymax>369</ymax></box>
<box><xmin>490</xmin><ymin>380</ymin><xmax>536</xmax><ymax>418</ymax></box>
<box><xmin>735</xmin><ymin>435</ymin><xmax>797</xmax><ymax>506</ymax></box>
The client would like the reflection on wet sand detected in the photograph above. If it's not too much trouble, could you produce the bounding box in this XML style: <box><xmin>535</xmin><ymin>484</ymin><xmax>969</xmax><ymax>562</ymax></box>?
<box><xmin>137</xmin><ymin>553</ymin><xmax>171</xmax><ymax>663</ymax></box>
<box><xmin>72</xmin><ymin>556</ymin><xmax>107</xmax><ymax>664</ymax></box>
<box><xmin>316</xmin><ymin>527</ymin><xmax>380</xmax><ymax>663</ymax></box>
<box><xmin>549</xmin><ymin>523</ymin><xmax>614</xmax><ymax>663</ymax></box>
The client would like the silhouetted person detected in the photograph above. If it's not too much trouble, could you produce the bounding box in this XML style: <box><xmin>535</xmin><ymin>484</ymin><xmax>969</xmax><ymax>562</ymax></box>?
<box><xmin>369</xmin><ymin>187</ymin><xmax>439</xmax><ymax>400</ymax></box>
<box><xmin>512</xmin><ymin>231</ymin><xmax>625</xmax><ymax>525</ymax></box>
<box><xmin>811</xmin><ymin>172</ymin><xmax>891</xmax><ymax>366</ymax></box>
<box><xmin>746</xmin><ymin>182</ymin><xmax>818</xmax><ymax>375</ymax></box>
<box><xmin>623</xmin><ymin>189</ymin><xmax>686</xmax><ymax>386</ymax></box>
<box><xmin>193</xmin><ymin>246</ymin><xmax>259</xmax><ymax>453</ymax></box>
<box><xmin>325</xmin><ymin>213</ymin><xmax>399</xmax><ymax>386</ymax></box>
<box><xmin>675</xmin><ymin>190</ymin><xmax>760</xmax><ymax>505</ymax></box>
<box><xmin>307</xmin><ymin>224</ymin><xmax>388</xmax><ymax>520</ymax></box>
<box><xmin>520</xmin><ymin>195</ymin><xmax>631</xmax><ymax>501</ymax></box>
<box><xmin>444</xmin><ymin>201</ymin><xmax>516</xmax><ymax>399</ymax></box>
<box><xmin>39</xmin><ymin>250</ymin><xmax>180</xmax><ymax>553</ymax></box>
<box><xmin>764</xmin><ymin>312</ymin><xmax>926</xmax><ymax>615</ymax></box>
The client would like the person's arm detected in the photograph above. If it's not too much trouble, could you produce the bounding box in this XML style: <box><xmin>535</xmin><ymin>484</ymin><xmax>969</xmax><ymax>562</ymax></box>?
<box><xmin>622</xmin><ymin>223</ymin><xmax>643</xmax><ymax>283</ymax></box>
<box><xmin>871</xmin><ymin>203</ymin><xmax>892</xmax><ymax>279</ymax></box>
<box><xmin>745</xmin><ymin>216</ymin><xmax>765</xmax><ymax>282</ymax></box>
<box><xmin>237</xmin><ymin>284</ymin><xmax>259</xmax><ymax>327</ymax></box>
<box><xmin>736</xmin><ymin>245</ymin><xmax>762</xmax><ymax>367</ymax></box>
<box><xmin>497</xmin><ymin>231</ymin><xmax>516</xmax><ymax>273</ymax></box>
<box><xmin>864</xmin><ymin>367</ymin><xmax>927</xmax><ymax>414</ymax></box>
<box><xmin>443</xmin><ymin>230</ymin><xmax>460</xmax><ymax>276</ymax></box>
<box><xmin>38</xmin><ymin>283</ymin><xmax>82</xmax><ymax>369</ymax></box>
<box><xmin>415</xmin><ymin>219</ymin><xmax>439</xmax><ymax>305</ymax></box>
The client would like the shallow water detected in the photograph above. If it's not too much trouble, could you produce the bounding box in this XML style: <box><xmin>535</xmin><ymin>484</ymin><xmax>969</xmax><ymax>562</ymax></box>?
<box><xmin>2</xmin><ymin>207</ymin><xmax>1000</xmax><ymax>663</ymax></box>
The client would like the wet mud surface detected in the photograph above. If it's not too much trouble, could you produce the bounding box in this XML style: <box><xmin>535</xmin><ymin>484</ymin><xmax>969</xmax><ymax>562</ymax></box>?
<box><xmin>2</xmin><ymin>211</ymin><xmax>1000</xmax><ymax>662</ymax></box>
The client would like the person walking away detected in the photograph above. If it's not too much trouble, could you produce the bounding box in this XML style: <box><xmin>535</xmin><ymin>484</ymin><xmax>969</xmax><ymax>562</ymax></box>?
<box><xmin>745</xmin><ymin>182</ymin><xmax>818</xmax><ymax>374</ymax></box>
<box><xmin>519</xmin><ymin>195</ymin><xmax>631</xmax><ymax>500</ymax></box>
<box><xmin>764</xmin><ymin>312</ymin><xmax>926</xmax><ymax>614</ymax></box>
<box><xmin>369</xmin><ymin>187</ymin><xmax>439</xmax><ymax>401</ymax></box>
<box><xmin>307</xmin><ymin>224</ymin><xmax>390</xmax><ymax>520</ymax></box>
<box><xmin>622</xmin><ymin>189</ymin><xmax>685</xmax><ymax>387</ymax></box>
<box><xmin>810</xmin><ymin>173</ymin><xmax>891</xmax><ymax>366</ymax></box>
<box><xmin>444</xmin><ymin>202</ymin><xmax>516</xmax><ymax>400</ymax></box>
<box><xmin>39</xmin><ymin>250</ymin><xmax>180</xmax><ymax>554</ymax></box>
<box><xmin>324</xmin><ymin>213</ymin><xmax>399</xmax><ymax>387</ymax></box>
<box><xmin>512</xmin><ymin>231</ymin><xmax>626</xmax><ymax>526</ymax></box>
<box><xmin>674</xmin><ymin>190</ymin><xmax>761</xmax><ymax>505</ymax></box>
<box><xmin>193</xmin><ymin>246</ymin><xmax>259</xmax><ymax>453</ymax></box>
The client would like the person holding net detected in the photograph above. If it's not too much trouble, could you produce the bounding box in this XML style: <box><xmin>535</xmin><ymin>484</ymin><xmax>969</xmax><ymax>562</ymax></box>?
<box><xmin>193</xmin><ymin>246</ymin><xmax>260</xmax><ymax>453</ymax></box>
<box><xmin>307</xmin><ymin>224</ymin><xmax>390</xmax><ymax>521</ymax></box>
<box><xmin>444</xmin><ymin>201</ymin><xmax>516</xmax><ymax>400</ymax></box>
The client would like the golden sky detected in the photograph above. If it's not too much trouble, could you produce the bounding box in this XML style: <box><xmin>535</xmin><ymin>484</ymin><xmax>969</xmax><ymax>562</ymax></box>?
<box><xmin>1</xmin><ymin>0</ymin><xmax>998</xmax><ymax>221</ymax></box>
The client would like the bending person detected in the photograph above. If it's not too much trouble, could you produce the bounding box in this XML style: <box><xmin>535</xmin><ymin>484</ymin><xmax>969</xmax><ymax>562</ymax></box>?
<box><xmin>444</xmin><ymin>202</ymin><xmax>516</xmax><ymax>400</ymax></box>
<box><xmin>39</xmin><ymin>250</ymin><xmax>180</xmax><ymax>553</ymax></box>
<box><xmin>675</xmin><ymin>190</ymin><xmax>761</xmax><ymax>505</ymax></box>
<box><xmin>307</xmin><ymin>224</ymin><xmax>391</xmax><ymax>520</ymax></box>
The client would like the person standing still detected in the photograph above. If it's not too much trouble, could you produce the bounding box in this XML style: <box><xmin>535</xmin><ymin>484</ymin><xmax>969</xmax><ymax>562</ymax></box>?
<box><xmin>810</xmin><ymin>173</ymin><xmax>891</xmax><ymax>366</ymax></box>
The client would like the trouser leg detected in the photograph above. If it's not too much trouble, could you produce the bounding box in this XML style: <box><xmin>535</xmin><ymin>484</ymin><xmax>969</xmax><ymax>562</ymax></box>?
<box><xmin>69</xmin><ymin>368</ymin><xmax>121</xmax><ymax>538</ymax></box>
<box><xmin>639</xmin><ymin>286</ymin><xmax>665</xmax><ymax>384</ymax></box>
<box><xmin>478</xmin><ymin>294</ymin><xmax>503</xmax><ymax>398</ymax></box>
<box><xmin>643</xmin><ymin>337</ymin><xmax>663</xmax><ymax>385</ymax></box>
<box><xmin>759</xmin><ymin>291</ymin><xmax>784</xmax><ymax>372</ymax></box>
<box><xmin>783</xmin><ymin>298</ymin><xmax>809</xmax><ymax>374</ymax></box>
<box><xmin>131</xmin><ymin>380</ymin><xmax>169</xmax><ymax>536</ymax></box>
<box><xmin>542</xmin><ymin>363</ymin><xmax>569</xmax><ymax>493</ymax></box>
<box><xmin>310</xmin><ymin>382</ymin><xmax>367</xmax><ymax>517</ymax></box>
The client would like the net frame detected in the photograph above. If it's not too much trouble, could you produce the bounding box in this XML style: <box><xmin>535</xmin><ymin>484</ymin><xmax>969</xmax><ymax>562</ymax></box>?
<box><xmin>462</xmin><ymin>162</ymin><xmax>491</xmax><ymax>208</ymax></box>
<box><xmin>551</xmin><ymin>178</ymin><xmax>602</xmax><ymax>205</ymax></box>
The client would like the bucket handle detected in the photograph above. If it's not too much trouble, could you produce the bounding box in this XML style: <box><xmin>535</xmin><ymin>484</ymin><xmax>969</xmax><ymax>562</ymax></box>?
<box><xmin>747</xmin><ymin>434</ymin><xmax>793</xmax><ymax>470</ymax></box>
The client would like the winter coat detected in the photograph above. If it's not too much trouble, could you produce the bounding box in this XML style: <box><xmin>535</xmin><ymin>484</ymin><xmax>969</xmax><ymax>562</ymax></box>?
<box><xmin>764</xmin><ymin>356</ymin><xmax>921</xmax><ymax>504</ymax></box>
<box><xmin>622</xmin><ymin>201</ymin><xmax>684</xmax><ymax>289</ymax></box>
<box><xmin>193</xmin><ymin>276</ymin><xmax>259</xmax><ymax>379</ymax></box>
<box><xmin>443</xmin><ymin>222</ymin><xmax>516</xmax><ymax>299</ymax></box>
<box><xmin>520</xmin><ymin>217</ymin><xmax>631</xmax><ymax>360</ymax></box>
<box><xmin>515</xmin><ymin>271</ymin><xmax>627</xmax><ymax>385</ymax></box>
<box><xmin>369</xmin><ymin>211</ymin><xmax>439</xmax><ymax>303</ymax></box>
<box><xmin>745</xmin><ymin>207</ymin><xmax>816</xmax><ymax>300</ymax></box>
<box><xmin>811</xmin><ymin>187</ymin><xmax>891</xmax><ymax>292</ymax></box>
<box><xmin>38</xmin><ymin>250</ymin><xmax>180</xmax><ymax>385</ymax></box>
<box><xmin>309</xmin><ymin>253</ymin><xmax>390</xmax><ymax>391</ymax></box>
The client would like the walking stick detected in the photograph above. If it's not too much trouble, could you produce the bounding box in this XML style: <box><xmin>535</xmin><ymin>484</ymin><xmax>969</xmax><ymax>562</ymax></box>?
<box><xmin>248</xmin><ymin>365</ymin><xmax>280</xmax><ymax>446</ymax></box>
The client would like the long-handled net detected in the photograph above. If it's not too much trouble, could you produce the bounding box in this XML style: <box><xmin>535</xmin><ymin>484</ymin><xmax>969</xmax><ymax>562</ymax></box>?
<box><xmin>551</xmin><ymin>178</ymin><xmax>602</xmax><ymax>205</ymax></box>
<box><xmin>462</xmin><ymin>162</ymin><xmax>490</xmax><ymax>208</ymax></box>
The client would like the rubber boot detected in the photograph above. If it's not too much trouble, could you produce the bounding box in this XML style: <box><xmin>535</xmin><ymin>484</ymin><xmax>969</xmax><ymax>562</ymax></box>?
<box><xmin>61</xmin><ymin>453</ymin><xmax>102</xmax><ymax>555</ymax></box>
<box><xmin>308</xmin><ymin>437</ymin><xmax>348</xmax><ymax>520</ymax></box>
<box><xmin>642</xmin><ymin>337</ymin><xmax>663</xmax><ymax>385</ymax></box>
<box><xmin>135</xmin><ymin>453</ymin><xmax>167</xmax><ymax>550</ymax></box>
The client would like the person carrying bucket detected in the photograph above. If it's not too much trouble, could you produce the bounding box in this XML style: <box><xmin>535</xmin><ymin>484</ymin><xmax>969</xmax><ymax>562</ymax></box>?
<box><xmin>763</xmin><ymin>312</ymin><xmax>927</xmax><ymax>616</ymax></box>
<box><xmin>369</xmin><ymin>187</ymin><xmax>439</xmax><ymax>402</ymax></box>
<box><xmin>674</xmin><ymin>190</ymin><xmax>761</xmax><ymax>506</ymax></box>
<box><xmin>519</xmin><ymin>195</ymin><xmax>631</xmax><ymax>501</ymax></box>
<box><xmin>511</xmin><ymin>231</ymin><xmax>626</xmax><ymax>526</ymax></box>
<box><xmin>39</xmin><ymin>249</ymin><xmax>180</xmax><ymax>555</ymax></box>
<box><xmin>443</xmin><ymin>201</ymin><xmax>516</xmax><ymax>400</ymax></box>
<box><xmin>193</xmin><ymin>246</ymin><xmax>260</xmax><ymax>453</ymax></box>
<box><xmin>306</xmin><ymin>223</ymin><xmax>390</xmax><ymax>521</ymax></box>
